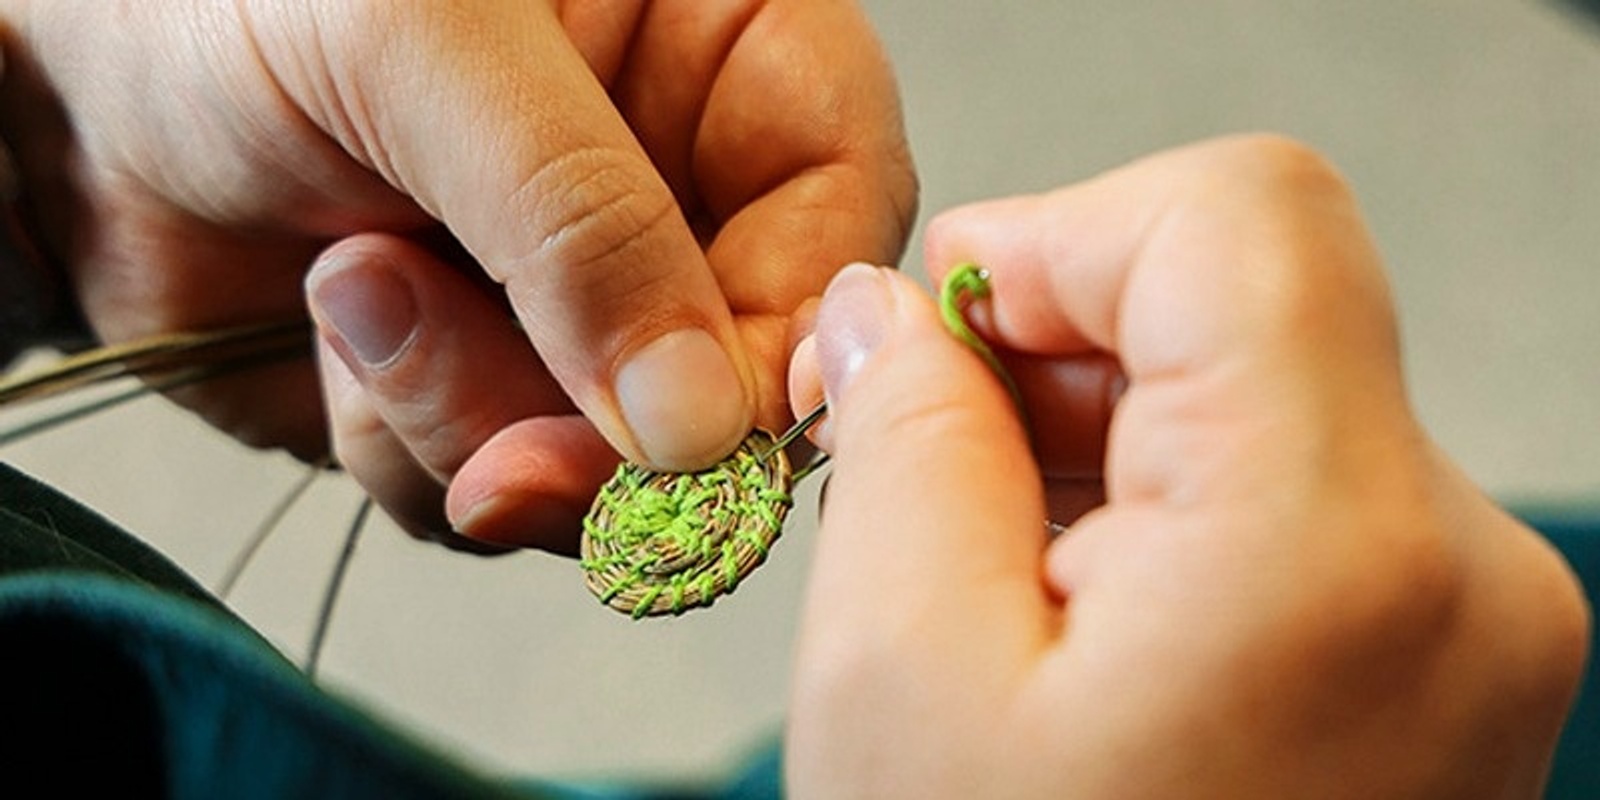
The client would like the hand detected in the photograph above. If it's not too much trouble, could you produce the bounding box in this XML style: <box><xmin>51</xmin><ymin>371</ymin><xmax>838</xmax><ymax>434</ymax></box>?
<box><xmin>785</xmin><ymin>136</ymin><xmax>1588</xmax><ymax>797</ymax></box>
<box><xmin>0</xmin><ymin>0</ymin><xmax>914</xmax><ymax>552</ymax></box>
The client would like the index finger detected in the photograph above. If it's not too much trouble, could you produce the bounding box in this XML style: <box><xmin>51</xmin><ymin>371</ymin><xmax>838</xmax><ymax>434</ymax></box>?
<box><xmin>923</xmin><ymin>136</ymin><xmax>1416</xmax><ymax>509</ymax></box>
<box><xmin>925</xmin><ymin>135</ymin><xmax>1401</xmax><ymax>389</ymax></box>
<box><xmin>615</xmin><ymin>0</ymin><xmax>918</xmax><ymax>429</ymax></box>
<box><xmin>253</xmin><ymin>2</ymin><xmax>752</xmax><ymax>470</ymax></box>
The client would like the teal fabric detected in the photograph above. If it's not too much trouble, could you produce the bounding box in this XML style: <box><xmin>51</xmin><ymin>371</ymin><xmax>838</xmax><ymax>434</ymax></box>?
<box><xmin>1562</xmin><ymin>0</ymin><xmax>1600</xmax><ymax>25</ymax></box>
<box><xmin>0</xmin><ymin>463</ymin><xmax>230</xmax><ymax>613</ymax></box>
<box><xmin>0</xmin><ymin>573</ymin><xmax>545</xmax><ymax>799</ymax></box>
<box><xmin>1</xmin><ymin>461</ymin><xmax>1593</xmax><ymax>797</ymax></box>
<box><xmin>0</xmin><ymin>463</ymin><xmax>779</xmax><ymax>799</ymax></box>
<box><xmin>1514</xmin><ymin>504</ymin><xmax>1600</xmax><ymax>800</ymax></box>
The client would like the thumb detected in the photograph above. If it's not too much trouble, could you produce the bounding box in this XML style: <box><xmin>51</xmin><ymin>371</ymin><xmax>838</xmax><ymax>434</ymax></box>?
<box><xmin>799</xmin><ymin>264</ymin><xmax>1055</xmax><ymax>658</ymax></box>
<box><xmin>270</xmin><ymin>5</ymin><xmax>755</xmax><ymax>470</ymax></box>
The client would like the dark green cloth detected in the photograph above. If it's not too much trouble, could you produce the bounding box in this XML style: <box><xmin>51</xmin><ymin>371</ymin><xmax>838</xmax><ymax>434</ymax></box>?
<box><xmin>1562</xmin><ymin>0</ymin><xmax>1600</xmax><ymax>25</ymax></box>
<box><xmin>0</xmin><ymin>463</ymin><xmax>779</xmax><ymax>799</ymax></box>
<box><xmin>0</xmin><ymin>462</ymin><xmax>1594</xmax><ymax>797</ymax></box>
<box><xmin>1514</xmin><ymin>504</ymin><xmax>1600</xmax><ymax>800</ymax></box>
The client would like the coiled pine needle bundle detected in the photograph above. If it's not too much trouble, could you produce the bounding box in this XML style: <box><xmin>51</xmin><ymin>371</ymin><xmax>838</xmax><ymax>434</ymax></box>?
<box><xmin>581</xmin><ymin>430</ymin><xmax>793</xmax><ymax>619</ymax></box>
<box><xmin>0</xmin><ymin>320</ymin><xmax>312</xmax><ymax>444</ymax></box>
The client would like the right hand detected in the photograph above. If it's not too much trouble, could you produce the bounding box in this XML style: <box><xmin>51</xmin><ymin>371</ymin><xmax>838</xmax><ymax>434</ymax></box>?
<box><xmin>785</xmin><ymin>135</ymin><xmax>1589</xmax><ymax>798</ymax></box>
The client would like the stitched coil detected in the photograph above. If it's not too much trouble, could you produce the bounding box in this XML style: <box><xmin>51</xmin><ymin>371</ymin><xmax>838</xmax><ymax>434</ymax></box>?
<box><xmin>578</xmin><ymin>262</ymin><xmax>1012</xmax><ymax>620</ymax></box>
<box><xmin>580</xmin><ymin>429</ymin><xmax>793</xmax><ymax>619</ymax></box>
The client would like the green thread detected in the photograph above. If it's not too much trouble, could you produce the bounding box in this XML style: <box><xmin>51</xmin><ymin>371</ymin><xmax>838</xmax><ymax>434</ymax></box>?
<box><xmin>580</xmin><ymin>430</ymin><xmax>793</xmax><ymax>619</ymax></box>
<box><xmin>579</xmin><ymin>264</ymin><xmax>1020</xmax><ymax>618</ymax></box>
<box><xmin>940</xmin><ymin>263</ymin><xmax>1027</xmax><ymax>423</ymax></box>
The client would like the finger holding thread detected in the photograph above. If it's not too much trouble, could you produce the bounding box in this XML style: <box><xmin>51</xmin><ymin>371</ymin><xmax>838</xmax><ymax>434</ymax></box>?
<box><xmin>794</xmin><ymin>262</ymin><xmax>1117</xmax><ymax>517</ymax></box>
<box><xmin>941</xmin><ymin>263</ymin><xmax>1028</xmax><ymax>423</ymax></box>
<box><xmin>794</xmin><ymin>262</ymin><xmax>1051</xmax><ymax>675</ymax></box>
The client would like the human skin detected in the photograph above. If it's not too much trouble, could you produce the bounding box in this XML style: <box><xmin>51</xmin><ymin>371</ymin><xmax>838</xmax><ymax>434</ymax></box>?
<box><xmin>0</xmin><ymin>0</ymin><xmax>914</xmax><ymax>552</ymax></box>
<box><xmin>785</xmin><ymin>135</ymin><xmax>1589</xmax><ymax>798</ymax></box>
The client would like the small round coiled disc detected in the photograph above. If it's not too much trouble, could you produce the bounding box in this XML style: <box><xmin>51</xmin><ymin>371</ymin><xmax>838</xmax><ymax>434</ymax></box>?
<box><xmin>580</xmin><ymin>430</ymin><xmax>793</xmax><ymax>619</ymax></box>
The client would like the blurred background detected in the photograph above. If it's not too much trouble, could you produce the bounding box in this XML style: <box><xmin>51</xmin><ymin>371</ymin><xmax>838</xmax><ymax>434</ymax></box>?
<box><xmin>3</xmin><ymin>0</ymin><xmax>1598</xmax><ymax>789</ymax></box>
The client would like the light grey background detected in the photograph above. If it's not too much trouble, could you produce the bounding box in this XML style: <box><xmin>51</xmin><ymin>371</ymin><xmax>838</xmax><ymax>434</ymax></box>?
<box><xmin>4</xmin><ymin>0</ymin><xmax>1598</xmax><ymax>789</ymax></box>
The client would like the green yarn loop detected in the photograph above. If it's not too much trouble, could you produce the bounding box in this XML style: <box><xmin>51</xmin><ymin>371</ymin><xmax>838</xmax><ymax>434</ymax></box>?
<box><xmin>940</xmin><ymin>263</ymin><xmax>1027</xmax><ymax>424</ymax></box>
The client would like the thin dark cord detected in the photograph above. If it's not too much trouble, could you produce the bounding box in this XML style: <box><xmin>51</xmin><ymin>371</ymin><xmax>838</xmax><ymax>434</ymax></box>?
<box><xmin>216</xmin><ymin>458</ymin><xmax>329</xmax><ymax>599</ymax></box>
<box><xmin>0</xmin><ymin>323</ymin><xmax>380</xmax><ymax>676</ymax></box>
<box><xmin>761</xmin><ymin>401</ymin><xmax>827</xmax><ymax>460</ymax></box>
<box><xmin>0</xmin><ymin>381</ymin><xmax>157</xmax><ymax>446</ymax></box>
<box><xmin>764</xmin><ymin>402</ymin><xmax>831</xmax><ymax>482</ymax></box>
<box><xmin>306</xmin><ymin>494</ymin><xmax>373</xmax><ymax>678</ymax></box>
<box><xmin>0</xmin><ymin>319</ymin><xmax>310</xmax><ymax>406</ymax></box>
<box><xmin>792</xmin><ymin>451</ymin><xmax>831</xmax><ymax>484</ymax></box>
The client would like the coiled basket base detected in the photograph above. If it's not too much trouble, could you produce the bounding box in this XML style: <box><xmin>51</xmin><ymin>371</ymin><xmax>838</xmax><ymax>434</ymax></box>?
<box><xmin>580</xmin><ymin>430</ymin><xmax>793</xmax><ymax>619</ymax></box>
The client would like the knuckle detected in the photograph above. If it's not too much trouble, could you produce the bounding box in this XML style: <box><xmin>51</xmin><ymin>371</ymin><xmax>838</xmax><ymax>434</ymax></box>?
<box><xmin>1361</xmin><ymin>526</ymin><xmax>1463</xmax><ymax>633</ymax></box>
<box><xmin>1185</xmin><ymin>134</ymin><xmax>1387</xmax><ymax>344</ymax></box>
<box><xmin>883</xmin><ymin>146</ymin><xmax>921</xmax><ymax>251</ymax></box>
<box><xmin>1215</xmin><ymin>133</ymin><xmax>1348</xmax><ymax>194</ymax></box>
<box><xmin>835</xmin><ymin>333</ymin><xmax>1020</xmax><ymax>461</ymax></box>
<box><xmin>875</xmin><ymin>392</ymin><xmax>982</xmax><ymax>447</ymax></box>
<box><xmin>844</xmin><ymin>376</ymin><xmax>994</xmax><ymax>460</ymax></box>
<box><xmin>1281</xmin><ymin>510</ymin><xmax>1465</xmax><ymax>669</ymax></box>
<box><xmin>515</xmin><ymin>145</ymin><xmax>678</xmax><ymax>276</ymax></box>
<box><xmin>921</xmin><ymin>210</ymin><xmax>962</xmax><ymax>264</ymax></box>
<box><xmin>325</xmin><ymin>386</ymin><xmax>389</xmax><ymax>451</ymax></box>
<box><xmin>317</xmin><ymin>0</ymin><xmax>437</xmax><ymax>40</ymax></box>
<box><xmin>1534</xmin><ymin>567</ymin><xmax>1592</xmax><ymax>693</ymax></box>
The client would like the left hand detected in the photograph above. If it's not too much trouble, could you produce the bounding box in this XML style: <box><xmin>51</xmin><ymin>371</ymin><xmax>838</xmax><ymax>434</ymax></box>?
<box><xmin>0</xmin><ymin>0</ymin><xmax>915</xmax><ymax>551</ymax></box>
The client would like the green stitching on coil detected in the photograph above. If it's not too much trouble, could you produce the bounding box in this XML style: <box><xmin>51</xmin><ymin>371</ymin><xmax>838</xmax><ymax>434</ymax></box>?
<box><xmin>579</xmin><ymin>263</ymin><xmax>1019</xmax><ymax>619</ymax></box>
<box><xmin>581</xmin><ymin>430</ymin><xmax>793</xmax><ymax>619</ymax></box>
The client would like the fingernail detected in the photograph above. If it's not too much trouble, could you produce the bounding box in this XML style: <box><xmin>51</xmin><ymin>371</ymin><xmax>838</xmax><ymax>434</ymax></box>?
<box><xmin>307</xmin><ymin>255</ymin><xmax>418</xmax><ymax>368</ymax></box>
<box><xmin>815</xmin><ymin>263</ymin><xmax>896</xmax><ymax>403</ymax></box>
<box><xmin>615</xmin><ymin>328</ymin><xmax>751</xmax><ymax>470</ymax></box>
<box><xmin>788</xmin><ymin>334</ymin><xmax>835</xmax><ymax>452</ymax></box>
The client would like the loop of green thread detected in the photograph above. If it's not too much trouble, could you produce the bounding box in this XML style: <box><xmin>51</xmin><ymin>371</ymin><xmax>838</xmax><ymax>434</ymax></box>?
<box><xmin>579</xmin><ymin>263</ymin><xmax>1021</xmax><ymax>619</ymax></box>
<box><xmin>939</xmin><ymin>263</ymin><xmax>1027</xmax><ymax>423</ymax></box>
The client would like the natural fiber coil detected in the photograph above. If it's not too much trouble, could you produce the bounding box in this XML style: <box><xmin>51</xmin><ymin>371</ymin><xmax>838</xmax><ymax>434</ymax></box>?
<box><xmin>580</xmin><ymin>429</ymin><xmax>793</xmax><ymax>618</ymax></box>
